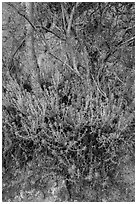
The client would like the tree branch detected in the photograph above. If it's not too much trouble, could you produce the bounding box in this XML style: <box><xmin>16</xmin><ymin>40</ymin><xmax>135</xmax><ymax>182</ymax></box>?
<box><xmin>66</xmin><ymin>3</ymin><xmax>78</xmax><ymax>36</ymax></box>
<box><xmin>38</xmin><ymin>25</ymin><xmax>66</xmax><ymax>41</ymax></box>
<box><xmin>104</xmin><ymin>36</ymin><xmax>135</xmax><ymax>63</ymax></box>
<box><xmin>7</xmin><ymin>2</ymin><xmax>66</xmax><ymax>41</ymax></box>
<box><xmin>11</xmin><ymin>37</ymin><xmax>26</xmax><ymax>59</ymax></box>
<box><xmin>8</xmin><ymin>36</ymin><xmax>26</xmax><ymax>70</ymax></box>
<box><xmin>48</xmin><ymin>51</ymin><xmax>82</xmax><ymax>78</ymax></box>
<box><xmin>6</xmin><ymin>2</ymin><xmax>37</xmax><ymax>30</ymax></box>
<box><xmin>61</xmin><ymin>3</ymin><xmax>67</xmax><ymax>33</ymax></box>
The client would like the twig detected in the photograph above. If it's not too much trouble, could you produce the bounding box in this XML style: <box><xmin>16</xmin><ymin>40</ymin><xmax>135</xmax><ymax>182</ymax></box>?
<box><xmin>8</xmin><ymin>37</ymin><xmax>26</xmax><ymax>71</ymax></box>
<box><xmin>67</xmin><ymin>4</ymin><xmax>76</xmax><ymax>36</ymax></box>
<box><xmin>6</xmin><ymin>2</ymin><xmax>37</xmax><ymax>30</ymax></box>
<box><xmin>114</xmin><ymin>72</ymin><xmax>125</xmax><ymax>85</ymax></box>
<box><xmin>104</xmin><ymin>36</ymin><xmax>135</xmax><ymax>62</ymax></box>
<box><xmin>119</xmin><ymin>36</ymin><xmax>135</xmax><ymax>47</ymax></box>
<box><xmin>91</xmin><ymin>73</ymin><xmax>107</xmax><ymax>97</ymax></box>
<box><xmin>61</xmin><ymin>3</ymin><xmax>67</xmax><ymax>33</ymax></box>
<box><xmin>39</xmin><ymin>25</ymin><xmax>66</xmax><ymax>41</ymax></box>
<box><xmin>48</xmin><ymin>51</ymin><xmax>82</xmax><ymax>78</ymax></box>
<box><xmin>10</xmin><ymin>37</ymin><xmax>26</xmax><ymax>60</ymax></box>
<box><xmin>7</xmin><ymin>2</ymin><xmax>66</xmax><ymax>41</ymax></box>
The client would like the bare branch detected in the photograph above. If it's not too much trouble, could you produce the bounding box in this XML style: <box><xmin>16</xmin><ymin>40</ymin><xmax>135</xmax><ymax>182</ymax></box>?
<box><xmin>91</xmin><ymin>74</ymin><xmax>107</xmax><ymax>97</ymax></box>
<box><xmin>104</xmin><ymin>36</ymin><xmax>135</xmax><ymax>63</ymax></box>
<box><xmin>11</xmin><ymin>37</ymin><xmax>26</xmax><ymax>59</ymax></box>
<box><xmin>66</xmin><ymin>3</ymin><xmax>77</xmax><ymax>36</ymax></box>
<box><xmin>7</xmin><ymin>2</ymin><xmax>66</xmax><ymax>41</ymax></box>
<box><xmin>38</xmin><ymin>25</ymin><xmax>66</xmax><ymax>41</ymax></box>
<box><xmin>119</xmin><ymin>36</ymin><xmax>135</xmax><ymax>47</ymax></box>
<box><xmin>6</xmin><ymin>2</ymin><xmax>37</xmax><ymax>30</ymax></box>
<box><xmin>48</xmin><ymin>51</ymin><xmax>82</xmax><ymax>78</ymax></box>
<box><xmin>61</xmin><ymin>3</ymin><xmax>67</xmax><ymax>33</ymax></box>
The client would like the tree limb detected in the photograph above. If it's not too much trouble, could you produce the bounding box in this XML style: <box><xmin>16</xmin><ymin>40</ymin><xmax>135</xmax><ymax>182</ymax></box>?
<box><xmin>48</xmin><ymin>51</ymin><xmax>82</xmax><ymax>78</ymax></box>
<box><xmin>11</xmin><ymin>37</ymin><xmax>26</xmax><ymax>59</ymax></box>
<box><xmin>8</xmin><ymin>36</ymin><xmax>26</xmax><ymax>70</ymax></box>
<box><xmin>7</xmin><ymin>2</ymin><xmax>66</xmax><ymax>41</ymax></box>
<box><xmin>104</xmin><ymin>36</ymin><xmax>135</xmax><ymax>63</ymax></box>
<box><xmin>66</xmin><ymin>3</ymin><xmax>78</xmax><ymax>36</ymax></box>
<box><xmin>38</xmin><ymin>25</ymin><xmax>66</xmax><ymax>41</ymax></box>
<box><xmin>6</xmin><ymin>2</ymin><xmax>37</xmax><ymax>30</ymax></box>
<box><xmin>61</xmin><ymin>3</ymin><xmax>67</xmax><ymax>33</ymax></box>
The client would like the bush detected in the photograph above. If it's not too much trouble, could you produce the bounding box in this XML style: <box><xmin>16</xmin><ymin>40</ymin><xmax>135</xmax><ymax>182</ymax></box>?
<box><xmin>2</xmin><ymin>61</ymin><xmax>134</xmax><ymax>201</ymax></box>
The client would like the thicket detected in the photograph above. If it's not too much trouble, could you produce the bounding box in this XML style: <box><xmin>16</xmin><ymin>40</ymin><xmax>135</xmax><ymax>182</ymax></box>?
<box><xmin>2</xmin><ymin>2</ymin><xmax>135</xmax><ymax>201</ymax></box>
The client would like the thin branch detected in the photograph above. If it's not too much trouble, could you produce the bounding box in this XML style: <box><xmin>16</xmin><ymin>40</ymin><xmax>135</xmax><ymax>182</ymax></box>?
<box><xmin>67</xmin><ymin>3</ymin><xmax>77</xmax><ymax>36</ymax></box>
<box><xmin>48</xmin><ymin>51</ymin><xmax>82</xmax><ymax>78</ymax></box>
<box><xmin>62</xmin><ymin>4</ymin><xmax>69</xmax><ymax>25</ymax></box>
<box><xmin>64</xmin><ymin>3</ymin><xmax>82</xmax><ymax>75</ymax></box>
<box><xmin>8</xmin><ymin>37</ymin><xmax>26</xmax><ymax>70</ymax></box>
<box><xmin>61</xmin><ymin>3</ymin><xmax>67</xmax><ymax>33</ymax></box>
<box><xmin>6</xmin><ymin>2</ymin><xmax>37</xmax><ymax>31</ymax></box>
<box><xmin>91</xmin><ymin>74</ymin><xmax>107</xmax><ymax>97</ymax></box>
<box><xmin>38</xmin><ymin>25</ymin><xmax>66</xmax><ymax>41</ymax></box>
<box><xmin>11</xmin><ymin>37</ymin><xmax>26</xmax><ymax>59</ymax></box>
<box><xmin>7</xmin><ymin>2</ymin><xmax>66</xmax><ymax>41</ymax></box>
<box><xmin>114</xmin><ymin>72</ymin><xmax>125</xmax><ymax>85</ymax></box>
<box><xmin>119</xmin><ymin>36</ymin><xmax>135</xmax><ymax>47</ymax></box>
<box><xmin>104</xmin><ymin>36</ymin><xmax>135</xmax><ymax>63</ymax></box>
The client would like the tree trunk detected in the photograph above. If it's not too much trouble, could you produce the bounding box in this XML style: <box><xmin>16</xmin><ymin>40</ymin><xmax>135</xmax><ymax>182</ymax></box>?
<box><xmin>25</xmin><ymin>2</ymin><xmax>41</xmax><ymax>93</ymax></box>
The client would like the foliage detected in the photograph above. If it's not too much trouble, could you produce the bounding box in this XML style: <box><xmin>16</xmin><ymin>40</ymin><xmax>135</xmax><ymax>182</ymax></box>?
<box><xmin>2</xmin><ymin>2</ymin><xmax>135</xmax><ymax>202</ymax></box>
